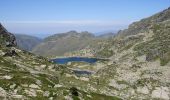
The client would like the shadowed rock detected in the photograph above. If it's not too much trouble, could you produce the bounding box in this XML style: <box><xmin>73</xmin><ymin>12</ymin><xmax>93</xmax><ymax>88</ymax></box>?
<box><xmin>0</xmin><ymin>23</ymin><xmax>17</xmax><ymax>47</ymax></box>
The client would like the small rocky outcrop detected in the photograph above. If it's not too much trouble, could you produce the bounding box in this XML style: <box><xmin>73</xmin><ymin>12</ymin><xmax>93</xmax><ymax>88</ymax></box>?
<box><xmin>3</xmin><ymin>50</ymin><xmax>18</xmax><ymax>57</ymax></box>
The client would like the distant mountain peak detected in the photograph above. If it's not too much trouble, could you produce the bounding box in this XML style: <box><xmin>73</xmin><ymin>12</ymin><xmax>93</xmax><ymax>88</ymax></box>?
<box><xmin>66</xmin><ymin>30</ymin><xmax>78</xmax><ymax>34</ymax></box>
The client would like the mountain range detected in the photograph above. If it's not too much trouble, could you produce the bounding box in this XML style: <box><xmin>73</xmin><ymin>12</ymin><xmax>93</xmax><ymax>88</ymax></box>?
<box><xmin>32</xmin><ymin>31</ymin><xmax>105</xmax><ymax>57</ymax></box>
<box><xmin>15</xmin><ymin>31</ymin><xmax>116</xmax><ymax>57</ymax></box>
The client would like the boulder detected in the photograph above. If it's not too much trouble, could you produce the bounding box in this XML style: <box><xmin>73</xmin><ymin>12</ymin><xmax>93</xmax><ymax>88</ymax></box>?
<box><xmin>137</xmin><ymin>86</ymin><xmax>149</xmax><ymax>94</ymax></box>
<box><xmin>29</xmin><ymin>84</ymin><xmax>40</xmax><ymax>89</ymax></box>
<box><xmin>43</xmin><ymin>91</ymin><xmax>50</xmax><ymax>97</ymax></box>
<box><xmin>151</xmin><ymin>87</ymin><xmax>169</xmax><ymax>100</ymax></box>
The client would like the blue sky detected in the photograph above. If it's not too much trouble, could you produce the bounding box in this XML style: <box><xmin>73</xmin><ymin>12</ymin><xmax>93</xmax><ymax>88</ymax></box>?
<box><xmin>0</xmin><ymin>0</ymin><xmax>169</xmax><ymax>37</ymax></box>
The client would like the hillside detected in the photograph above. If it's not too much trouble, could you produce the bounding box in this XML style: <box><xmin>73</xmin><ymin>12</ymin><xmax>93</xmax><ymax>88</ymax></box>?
<box><xmin>15</xmin><ymin>34</ymin><xmax>42</xmax><ymax>51</ymax></box>
<box><xmin>97</xmin><ymin>32</ymin><xmax>115</xmax><ymax>38</ymax></box>
<box><xmin>117</xmin><ymin>7</ymin><xmax>170</xmax><ymax>37</ymax></box>
<box><xmin>32</xmin><ymin>31</ymin><xmax>102</xmax><ymax>57</ymax></box>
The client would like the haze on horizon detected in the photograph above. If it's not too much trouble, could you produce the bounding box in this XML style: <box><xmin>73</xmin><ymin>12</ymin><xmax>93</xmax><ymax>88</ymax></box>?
<box><xmin>0</xmin><ymin>0</ymin><xmax>169</xmax><ymax>38</ymax></box>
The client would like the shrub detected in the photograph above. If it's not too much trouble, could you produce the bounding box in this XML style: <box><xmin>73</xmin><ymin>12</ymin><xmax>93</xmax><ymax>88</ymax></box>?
<box><xmin>70</xmin><ymin>87</ymin><xmax>79</xmax><ymax>96</ymax></box>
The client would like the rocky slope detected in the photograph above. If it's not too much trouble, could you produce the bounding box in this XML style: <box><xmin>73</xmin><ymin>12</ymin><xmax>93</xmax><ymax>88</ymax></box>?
<box><xmin>15</xmin><ymin>34</ymin><xmax>42</xmax><ymax>51</ymax></box>
<box><xmin>62</xmin><ymin>7</ymin><xmax>170</xmax><ymax>100</ymax></box>
<box><xmin>117</xmin><ymin>7</ymin><xmax>170</xmax><ymax>37</ymax></box>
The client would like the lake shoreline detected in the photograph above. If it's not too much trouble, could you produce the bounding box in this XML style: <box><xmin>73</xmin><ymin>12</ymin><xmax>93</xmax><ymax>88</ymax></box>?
<box><xmin>51</xmin><ymin>56</ymin><xmax>110</xmax><ymax>61</ymax></box>
<box><xmin>50</xmin><ymin>56</ymin><xmax>109</xmax><ymax>64</ymax></box>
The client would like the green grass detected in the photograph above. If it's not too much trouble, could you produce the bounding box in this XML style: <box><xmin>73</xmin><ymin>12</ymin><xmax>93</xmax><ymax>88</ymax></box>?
<box><xmin>89</xmin><ymin>92</ymin><xmax>122</xmax><ymax>100</ymax></box>
<box><xmin>96</xmin><ymin>48</ymin><xmax>113</xmax><ymax>58</ymax></box>
<box><xmin>36</xmin><ymin>74</ymin><xmax>56</xmax><ymax>88</ymax></box>
<box><xmin>117</xmin><ymin>80</ymin><xmax>129</xmax><ymax>85</ymax></box>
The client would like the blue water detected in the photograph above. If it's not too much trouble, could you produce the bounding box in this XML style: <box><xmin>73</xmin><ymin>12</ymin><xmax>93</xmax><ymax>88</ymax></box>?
<box><xmin>51</xmin><ymin>57</ymin><xmax>99</xmax><ymax>64</ymax></box>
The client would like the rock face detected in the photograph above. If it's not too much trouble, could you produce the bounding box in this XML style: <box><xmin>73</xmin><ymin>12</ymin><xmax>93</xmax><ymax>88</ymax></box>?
<box><xmin>0</xmin><ymin>23</ymin><xmax>17</xmax><ymax>46</ymax></box>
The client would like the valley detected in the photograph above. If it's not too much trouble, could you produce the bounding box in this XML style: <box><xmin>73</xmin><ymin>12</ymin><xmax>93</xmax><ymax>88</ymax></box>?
<box><xmin>0</xmin><ymin>4</ymin><xmax>170</xmax><ymax>100</ymax></box>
